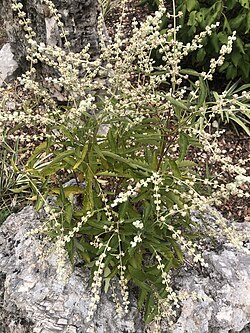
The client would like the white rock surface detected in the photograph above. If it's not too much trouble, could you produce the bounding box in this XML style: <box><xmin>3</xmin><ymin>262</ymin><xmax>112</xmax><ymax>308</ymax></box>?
<box><xmin>0</xmin><ymin>207</ymin><xmax>250</xmax><ymax>333</ymax></box>
<box><xmin>0</xmin><ymin>43</ymin><xmax>18</xmax><ymax>86</ymax></box>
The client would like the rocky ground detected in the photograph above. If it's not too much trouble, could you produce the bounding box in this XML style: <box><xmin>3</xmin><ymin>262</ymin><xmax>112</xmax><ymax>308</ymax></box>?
<box><xmin>0</xmin><ymin>207</ymin><xmax>250</xmax><ymax>333</ymax></box>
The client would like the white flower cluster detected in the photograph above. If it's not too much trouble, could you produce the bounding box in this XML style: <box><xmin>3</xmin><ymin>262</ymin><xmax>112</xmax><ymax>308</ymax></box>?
<box><xmin>132</xmin><ymin>220</ymin><xmax>144</xmax><ymax>229</ymax></box>
<box><xmin>130</xmin><ymin>233</ymin><xmax>142</xmax><ymax>248</ymax></box>
<box><xmin>168</xmin><ymin>225</ymin><xmax>208</xmax><ymax>267</ymax></box>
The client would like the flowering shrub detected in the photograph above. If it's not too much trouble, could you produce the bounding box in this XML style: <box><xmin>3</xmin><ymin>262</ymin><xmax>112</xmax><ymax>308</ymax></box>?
<box><xmin>1</xmin><ymin>0</ymin><xmax>250</xmax><ymax>329</ymax></box>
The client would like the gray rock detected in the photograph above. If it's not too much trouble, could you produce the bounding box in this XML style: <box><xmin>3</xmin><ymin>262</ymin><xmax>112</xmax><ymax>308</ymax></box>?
<box><xmin>0</xmin><ymin>43</ymin><xmax>18</xmax><ymax>86</ymax></box>
<box><xmin>0</xmin><ymin>207</ymin><xmax>250</xmax><ymax>333</ymax></box>
<box><xmin>167</xmin><ymin>223</ymin><xmax>250</xmax><ymax>333</ymax></box>
<box><xmin>0</xmin><ymin>207</ymin><xmax>144</xmax><ymax>333</ymax></box>
<box><xmin>0</xmin><ymin>0</ymin><xmax>99</xmax><ymax>75</ymax></box>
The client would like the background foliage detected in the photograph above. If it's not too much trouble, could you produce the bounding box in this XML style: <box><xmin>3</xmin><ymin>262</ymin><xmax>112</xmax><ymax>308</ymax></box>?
<box><xmin>141</xmin><ymin>0</ymin><xmax>250</xmax><ymax>81</ymax></box>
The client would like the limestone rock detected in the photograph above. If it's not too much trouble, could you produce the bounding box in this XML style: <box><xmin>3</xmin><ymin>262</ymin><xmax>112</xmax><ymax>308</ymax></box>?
<box><xmin>167</xmin><ymin>225</ymin><xmax>250</xmax><ymax>333</ymax></box>
<box><xmin>0</xmin><ymin>207</ymin><xmax>144</xmax><ymax>333</ymax></box>
<box><xmin>0</xmin><ymin>43</ymin><xmax>18</xmax><ymax>86</ymax></box>
<box><xmin>0</xmin><ymin>0</ymin><xmax>99</xmax><ymax>74</ymax></box>
<box><xmin>0</xmin><ymin>207</ymin><xmax>250</xmax><ymax>333</ymax></box>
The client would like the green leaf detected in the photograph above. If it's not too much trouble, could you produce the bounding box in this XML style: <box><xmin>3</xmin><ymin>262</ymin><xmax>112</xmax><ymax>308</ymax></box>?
<box><xmin>226</xmin><ymin>0</ymin><xmax>237</xmax><ymax>10</ymax></box>
<box><xmin>198</xmin><ymin>77</ymin><xmax>207</xmax><ymax>107</ymax></box>
<box><xmin>236</xmin><ymin>37</ymin><xmax>245</xmax><ymax>54</ymax></box>
<box><xmin>128</xmin><ymin>265</ymin><xmax>147</xmax><ymax>282</ymax></box>
<box><xmin>138</xmin><ymin>288</ymin><xmax>148</xmax><ymax>310</ymax></box>
<box><xmin>27</xmin><ymin>141</ymin><xmax>48</xmax><ymax>167</ymax></box>
<box><xmin>187</xmin><ymin>11</ymin><xmax>197</xmax><ymax>26</ymax></box>
<box><xmin>170</xmin><ymin>240</ymin><xmax>184</xmax><ymax>263</ymax></box>
<box><xmin>107</xmin><ymin>128</ymin><xmax>117</xmax><ymax>152</ymax></box>
<box><xmin>73</xmin><ymin>143</ymin><xmax>89</xmax><ymax>170</ymax></box>
<box><xmin>186</xmin><ymin>0</ymin><xmax>198</xmax><ymax>12</ymax></box>
<box><xmin>239</xmin><ymin>0</ymin><xmax>249</xmax><ymax>8</ymax></box>
<box><xmin>238</xmin><ymin>59</ymin><xmax>250</xmax><ymax>80</ymax></box>
<box><xmin>144</xmin><ymin>294</ymin><xmax>157</xmax><ymax>324</ymax></box>
<box><xmin>119</xmin><ymin>201</ymin><xmax>129</xmax><ymax>220</ymax></box>
<box><xmin>74</xmin><ymin>238</ymin><xmax>95</xmax><ymax>255</ymax></box>
<box><xmin>93</xmin><ymin>144</ymin><xmax>107</xmax><ymax>160</ymax></box>
<box><xmin>210</xmin><ymin>33</ymin><xmax>220</xmax><ymax>53</ymax></box>
<box><xmin>83</xmin><ymin>166</ymin><xmax>94</xmax><ymax>212</ymax></box>
<box><xmin>230</xmin><ymin>13</ymin><xmax>247</xmax><ymax>30</ymax></box>
<box><xmin>234</xmin><ymin>83</ymin><xmax>250</xmax><ymax>93</ymax></box>
<box><xmin>165</xmin><ymin>191</ymin><xmax>183</xmax><ymax>207</ymax></box>
<box><xmin>102</xmin><ymin>151</ymin><xmax>151</xmax><ymax>172</ymax></box>
<box><xmin>229</xmin><ymin>114</ymin><xmax>250</xmax><ymax>135</ymax></box>
<box><xmin>196</xmin><ymin>48</ymin><xmax>206</xmax><ymax>63</ymax></box>
<box><xmin>180</xmin><ymin>69</ymin><xmax>200</xmax><ymax>77</ymax></box>
<box><xmin>142</xmin><ymin>202</ymin><xmax>153</xmax><ymax>223</ymax></box>
<box><xmin>246</xmin><ymin>12</ymin><xmax>250</xmax><ymax>33</ymax></box>
<box><xmin>35</xmin><ymin>193</ymin><xmax>46</xmax><ymax>211</ymax></box>
<box><xmin>133</xmin><ymin>277</ymin><xmax>152</xmax><ymax>293</ymax></box>
<box><xmin>219</xmin><ymin>61</ymin><xmax>230</xmax><ymax>72</ymax></box>
<box><xmin>178</xmin><ymin>132</ymin><xmax>189</xmax><ymax>161</ymax></box>
<box><xmin>39</xmin><ymin>163</ymin><xmax>65</xmax><ymax>176</ymax></box>
<box><xmin>226</xmin><ymin>64</ymin><xmax>238</xmax><ymax>80</ymax></box>
<box><xmin>10</xmin><ymin>184</ymin><xmax>30</xmax><ymax>193</ymax></box>
<box><xmin>50</xmin><ymin>186</ymin><xmax>85</xmax><ymax>196</ymax></box>
<box><xmin>103</xmin><ymin>266</ymin><xmax>112</xmax><ymax>293</ymax></box>
<box><xmin>231</xmin><ymin>51</ymin><xmax>242</xmax><ymax>67</ymax></box>
<box><xmin>64</xmin><ymin>201</ymin><xmax>73</xmax><ymax>224</ymax></box>
<box><xmin>218</xmin><ymin>32</ymin><xmax>229</xmax><ymax>44</ymax></box>
<box><xmin>168</xmin><ymin>160</ymin><xmax>181</xmax><ymax>178</ymax></box>
<box><xmin>163</xmin><ymin>94</ymin><xmax>188</xmax><ymax>110</ymax></box>
<box><xmin>179</xmin><ymin>3</ymin><xmax>186</xmax><ymax>27</ymax></box>
<box><xmin>223</xmin><ymin>16</ymin><xmax>232</xmax><ymax>33</ymax></box>
<box><xmin>50</xmin><ymin>150</ymin><xmax>74</xmax><ymax>165</ymax></box>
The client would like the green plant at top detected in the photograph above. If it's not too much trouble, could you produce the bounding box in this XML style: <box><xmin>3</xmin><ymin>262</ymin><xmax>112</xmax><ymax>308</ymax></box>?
<box><xmin>210</xmin><ymin>80</ymin><xmax>250</xmax><ymax>135</ymax></box>
<box><xmin>141</xmin><ymin>0</ymin><xmax>250</xmax><ymax>82</ymax></box>
<box><xmin>2</xmin><ymin>0</ymin><xmax>249</xmax><ymax>329</ymax></box>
